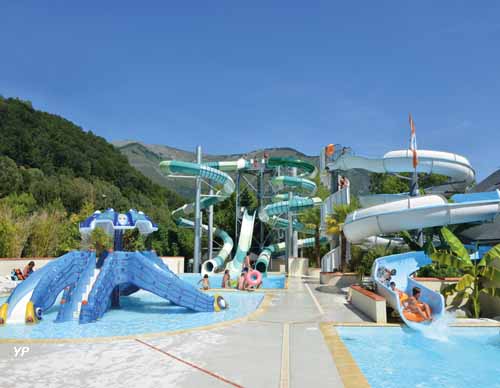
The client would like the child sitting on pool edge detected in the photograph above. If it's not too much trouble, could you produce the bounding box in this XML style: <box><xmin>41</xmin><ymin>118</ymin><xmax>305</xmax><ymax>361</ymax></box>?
<box><xmin>198</xmin><ymin>274</ymin><xmax>210</xmax><ymax>290</ymax></box>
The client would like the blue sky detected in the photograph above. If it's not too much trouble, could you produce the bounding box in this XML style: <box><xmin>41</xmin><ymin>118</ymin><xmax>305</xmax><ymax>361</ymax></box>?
<box><xmin>1</xmin><ymin>1</ymin><xmax>499</xmax><ymax>179</ymax></box>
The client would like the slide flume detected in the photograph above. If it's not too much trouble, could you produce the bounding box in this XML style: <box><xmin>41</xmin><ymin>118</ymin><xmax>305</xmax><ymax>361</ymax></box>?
<box><xmin>330</xmin><ymin>148</ymin><xmax>500</xmax><ymax>329</ymax></box>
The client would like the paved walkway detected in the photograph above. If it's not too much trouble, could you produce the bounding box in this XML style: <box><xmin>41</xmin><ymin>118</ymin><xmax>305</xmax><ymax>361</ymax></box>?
<box><xmin>0</xmin><ymin>278</ymin><xmax>369</xmax><ymax>388</ymax></box>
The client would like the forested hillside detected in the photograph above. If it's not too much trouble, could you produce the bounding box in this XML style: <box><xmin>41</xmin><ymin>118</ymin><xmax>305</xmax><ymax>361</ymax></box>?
<box><xmin>0</xmin><ymin>96</ymin><xmax>193</xmax><ymax>258</ymax></box>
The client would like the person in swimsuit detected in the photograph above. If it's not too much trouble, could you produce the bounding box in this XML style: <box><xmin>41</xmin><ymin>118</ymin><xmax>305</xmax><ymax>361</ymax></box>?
<box><xmin>244</xmin><ymin>254</ymin><xmax>252</xmax><ymax>270</ymax></box>
<box><xmin>23</xmin><ymin>261</ymin><xmax>35</xmax><ymax>279</ymax></box>
<box><xmin>390</xmin><ymin>281</ymin><xmax>408</xmax><ymax>306</ymax></box>
<box><xmin>237</xmin><ymin>272</ymin><xmax>247</xmax><ymax>291</ymax></box>
<box><xmin>221</xmin><ymin>270</ymin><xmax>230</xmax><ymax>288</ymax></box>
<box><xmin>198</xmin><ymin>274</ymin><xmax>210</xmax><ymax>290</ymax></box>
<box><xmin>405</xmin><ymin>287</ymin><xmax>432</xmax><ymax>321</ymax></box>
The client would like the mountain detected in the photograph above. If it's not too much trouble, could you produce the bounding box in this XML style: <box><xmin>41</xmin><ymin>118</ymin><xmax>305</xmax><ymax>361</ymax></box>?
<box><xmin>112</xmin><ymin>141</ymin><xmax>322</xmax><ymax>198</ymax></box>
<box><xmin>0</xmin><ymin>97</ymin><xmax>190</xmax><ymax>259</ymax></box>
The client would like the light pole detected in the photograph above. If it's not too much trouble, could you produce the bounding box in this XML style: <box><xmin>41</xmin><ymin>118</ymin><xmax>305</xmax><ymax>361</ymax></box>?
<box><xmin>193</xmin><ymin>145</ymin><xmax>202</xmax><ymax>273</ymax></box>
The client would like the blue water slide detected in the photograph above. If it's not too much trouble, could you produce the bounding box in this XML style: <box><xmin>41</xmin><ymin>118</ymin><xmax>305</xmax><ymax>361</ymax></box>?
<box><xmin>55</xmin><ymin>251</ymin><xmax>96</xmax><ymax>322</ymax></box>
<box><xmin>372</xmin><ymin>251</ymin><xmax>445</xmax><ymax>330</ymax></box>
<box><xmin>79</xmin><ymin>251</ymin><xmax>223</xmax><ymax>324</ymax></box>
<box><xmin>0</xmin><ymin>252</ymin><xmax>82</xmax><ymax>324</ymax></box>
<box><xmin>29</xmin><ymin>252</ymin><xmax>87</xmax><ymax>316</ymax></box>
<box><xmin>119</xmin><ymin>251</ymin><xmax>166</xmax><ymax>296</ymax></box>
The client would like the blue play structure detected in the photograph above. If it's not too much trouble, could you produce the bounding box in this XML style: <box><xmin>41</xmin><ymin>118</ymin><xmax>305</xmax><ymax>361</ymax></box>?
<box><xmin>0</xmin><ymin>209</ymin><xmax>226</xmax><ymax>326</ymax></box>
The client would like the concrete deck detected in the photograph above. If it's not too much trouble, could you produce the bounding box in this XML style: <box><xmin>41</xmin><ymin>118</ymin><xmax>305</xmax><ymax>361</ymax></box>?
<box><xmin>0</xmin><ymin>277</ymin><xmax>370</xmax><ymax>388</ymax></box>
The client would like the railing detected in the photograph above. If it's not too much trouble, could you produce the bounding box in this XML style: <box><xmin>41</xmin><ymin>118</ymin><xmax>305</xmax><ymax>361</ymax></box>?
<box><xmin>320</xmin><ymin>247</ymin><xmax>341</xmax><ymax>272</ymax></box>
<box><xmin>320</xmin><ymin>186</ymin><xmax>350</xmax><ymax>230</ymax></box>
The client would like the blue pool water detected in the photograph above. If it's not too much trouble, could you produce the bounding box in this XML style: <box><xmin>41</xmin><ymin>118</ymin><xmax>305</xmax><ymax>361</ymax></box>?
<box><xmin>337</xmin><ymin>326</ymin><xmax>500</xmax><ymax>388</ymax></box>
<box><xmin>179</xmin><ymin>273</ymin><xmax>285</xmax><ymax>289</ymax></box>
<box><xmin>0</xmin><ymin>291</ymin><xmax>263</xmax><ymax>339</ymax></box>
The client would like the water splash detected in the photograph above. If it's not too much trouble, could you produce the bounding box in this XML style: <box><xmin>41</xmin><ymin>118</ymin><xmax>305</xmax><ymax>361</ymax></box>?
<box><xmin>417</xmin><ymin>311</ymin><xmax>456</xmax><ymax>342</ymax></box>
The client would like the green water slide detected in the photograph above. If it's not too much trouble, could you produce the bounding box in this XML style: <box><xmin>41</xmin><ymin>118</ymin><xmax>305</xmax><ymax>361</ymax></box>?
<box><xmin>160</xmin><ymin>159</ymin><xmax>254</xmax><ymax>275</ymax></box>
<box><xmin>255</xmin><ymin>157</ymin><xmax>325</xmax><ymax>274</ymax></box>
<box><xmin>159</xmin><ymin>161</ymin><xmax>236</xmax><ymax>274</ymax></box>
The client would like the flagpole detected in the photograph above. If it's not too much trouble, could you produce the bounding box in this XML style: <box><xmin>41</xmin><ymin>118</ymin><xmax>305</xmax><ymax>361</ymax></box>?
<box><xmin>409</xmin><ymin>113</ymin><xmax>423</xmax><ymax>245</ymax></box>
<box><xmin>409</xmin><ymin>113</ymin><xmax>419</xmax><ymax>197</ymax></box>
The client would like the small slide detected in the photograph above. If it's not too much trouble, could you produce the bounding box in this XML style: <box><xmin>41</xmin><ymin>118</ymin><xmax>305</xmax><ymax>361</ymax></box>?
<box><xmin>373</xmin><ymin>251</ymin><xmax>445</xmax><ymax>329</ymax></box>
<box><xmin>79</xmin><ymin>251</ymin><xmax>224</xmax><ymax>324</ymax></box>
<box><xmin>56</xmin><ymin>252</ymin><xmax>97</xmax><ymax>322</ymax></box>
<box><xmin>226</xmin><ymin>209</ymin><xmax>256</xmax><ymax>278</ymax></box>
<box><xmin>0</xmin><ymin>251</ymin><xmax>91</xmax><ymax>324</ymax></box>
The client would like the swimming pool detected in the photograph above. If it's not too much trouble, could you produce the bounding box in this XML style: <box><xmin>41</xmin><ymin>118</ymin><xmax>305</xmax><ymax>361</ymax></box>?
<box><xmin>0</xmin><ymin>291</ymin><xmax>264</xmax><ymax>340</ymax></box>
<box><xmin>337</xmin><ymin>326</ymin><xmax>500</xmax><ymax>388</ymax></box>
<box><xmin>179</xmin><ymin>273</ymin><xmax>286</xmax><ymax>289</ymax></box>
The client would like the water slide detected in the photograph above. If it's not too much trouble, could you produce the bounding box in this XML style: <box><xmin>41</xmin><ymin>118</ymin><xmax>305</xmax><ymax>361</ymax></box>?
<box><xmin>79</xmin><ymin>251</ymin><xmax>225</xmax><ymax>323</ymax></box>
<box><xmin>176</xmin><ymin>217</ymin><xmax>234</xmax><ymax>276</ymax></box>
<box><xmin>0</xmin><ymin>251</ymin><xmax>91</xmax><ymax>324</ymax></box>
<box><xmin>160</xmin><ymin>156</ymin><xmax>325</xmax><ymax>276</ymax></box>
<box><xmin>226</xmin><ymin>209</ymin><xmax>256</xmax><ymax>278</ymax></box>
<box><xmin>255</xmin><ymin>157</ymin><xmax>324</xmax><ymax>274</ymax></box>
<box><xmin>56</xmin><ymin>252</ymin><xmax>97</xmax><ymax>322</ymax></box>
<box><xmin>328</xmin><ymin>149</ymin><xmax>500</xmax><ymax>328</ymax></box>
<box><xmin>328</xmin><ymin>149</ymin><xmax>475</xmax><ymax>196</ymax></box>
<box><xmin>160</xmin><ymin>160</ymin><xmax>241</xmax><ymax>274</ymax></box>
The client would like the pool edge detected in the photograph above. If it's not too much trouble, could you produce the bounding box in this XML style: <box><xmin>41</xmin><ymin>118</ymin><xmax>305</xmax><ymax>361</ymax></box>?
<box><xmin>0</xmin><ymin>292</ymin><xmax>273</xmax><ymax>344</ymax></box>
<box><xmin>319</xmin><ymin>322</ymin><xmax>371</xmax><ymax>388</ymax></box>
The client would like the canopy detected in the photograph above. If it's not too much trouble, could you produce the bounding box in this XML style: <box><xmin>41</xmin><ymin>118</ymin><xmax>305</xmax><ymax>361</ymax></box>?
<box><xmin>79</xmin><ymin>209</ymin><xmax>158</xmax><ymax>236</ymax></box>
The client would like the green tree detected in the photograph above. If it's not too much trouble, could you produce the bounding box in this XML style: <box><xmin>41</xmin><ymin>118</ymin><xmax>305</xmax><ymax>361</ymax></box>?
<box><xmin>0</xmin><ymin>156</ymin><xmax>22</xmax><ymax>197</ymax></box>
<box><xmin>430</xmin><ymin>227</ymin><xmax>500</xmax><ymax>318</ymax></box>
<box><xmin>123</xmin><ymin>229</ymin><xmax>146</xmax><ymax>252</ymax></box>
<box><xmin>325</xmin><ymin>198</ymin><xmax>360</xmax><ymax>271</ymax></box>
<box><xmin>82</xmin><ymin>228</ymin><xmax>113</xmax><ymax>257</ymax></box>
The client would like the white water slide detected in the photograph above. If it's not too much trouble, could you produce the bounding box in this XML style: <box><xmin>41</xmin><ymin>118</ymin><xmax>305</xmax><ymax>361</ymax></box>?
<box><xmin>328</xmin><ymin>149</ymin><xmax>500</xmax><ymax>329</ymax></box>
<box><xmin>226</xmin><ymin>209</ymin><xmax>256</xmax><ymax>278</ymax></box>
<box><xmin>328</xmin><ymin>149</ymin><xmax>475</xmax><ymax>195</ymax></box>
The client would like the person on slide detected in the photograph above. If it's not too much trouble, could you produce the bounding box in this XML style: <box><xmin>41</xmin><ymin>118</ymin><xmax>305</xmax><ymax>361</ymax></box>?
<box><xmin>390</xmin><ymin>282</ymin><xmax>408</xmax><ymax>305</ymax></box>
<box><xmin>405</xmin><ymin>287</ymin><xmax>432</xmax><ymax>321</ymax></box>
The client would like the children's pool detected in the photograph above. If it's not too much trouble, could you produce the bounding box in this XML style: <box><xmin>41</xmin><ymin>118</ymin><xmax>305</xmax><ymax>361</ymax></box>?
<box><xmin>179</xmin><ymin>273</ymin><xmax>286</xmax><ymax>289</ymax></box>
<box><xmin>0</xmin><ymin>291</ymin><xmax>263</xmax><ymax>340</ymax></box>
<box><xmin>337</xmin><ymin>326</ymin><xmax>500</xmax><ymax>388</ymax></box>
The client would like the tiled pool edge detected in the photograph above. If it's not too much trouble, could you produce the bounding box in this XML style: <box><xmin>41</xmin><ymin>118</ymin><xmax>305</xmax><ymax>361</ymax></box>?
<box><xmin>0</xmin><ymin>292</ymin><xmax>273</xmax><ymax>344</ymax></box>
<box><xmin>319</xmin><ymin>322</ymin><xmax>371</xmax><ymax>388</ymax></box>
<box><xmin>329</xmin><ymin>321</ymin><xmax>500</xmax><ymax>327</ymax></box>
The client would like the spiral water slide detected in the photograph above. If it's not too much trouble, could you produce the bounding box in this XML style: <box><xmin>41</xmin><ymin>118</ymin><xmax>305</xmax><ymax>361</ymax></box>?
<box><xmin>160</xmin><ymin>159</ymin><xmax>253</xmax><ymax>275</ymax></box>
<box><xmin>327</xmin><ymin>149</ymin><xmax>500</xmax><ymax>328</ymax></box>
<box><xmin>255</xmin><ymin>157</ymin><xmax>324</xmax><ymax>274</ymax></box>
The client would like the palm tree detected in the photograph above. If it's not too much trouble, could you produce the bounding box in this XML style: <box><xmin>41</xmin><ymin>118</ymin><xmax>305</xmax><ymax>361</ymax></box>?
<box><xmin>326</xmin><ymin>201</ymin><xmax>359</xmax><ymax>271</ymax></box>
<box><xmin>430</xmin><ymin>227</ymin><xmax>500</xmax><ymax>318</ymax></box>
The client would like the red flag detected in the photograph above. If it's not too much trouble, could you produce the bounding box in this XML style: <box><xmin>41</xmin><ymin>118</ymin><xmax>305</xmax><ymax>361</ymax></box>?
<box><xmin>409</xmin><ymin>113</ymin><xmax>418</xmax><ymax>168</ymax></box>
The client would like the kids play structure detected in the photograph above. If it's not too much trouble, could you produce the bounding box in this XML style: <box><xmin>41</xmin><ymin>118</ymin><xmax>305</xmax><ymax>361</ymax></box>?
<box><xmin>160</xmin><ymin>148</ymin><xmax>325</xmax><ymax>279</ymax></box>
<box><xmin>321</xmin><ymin>146</ymin><xmax>500</xmax><ymax>328</ymax></box>
<box><xmin>0</xmin><ymin>209</ymin><xmax>226</xmax><ymax>326</ymax></box>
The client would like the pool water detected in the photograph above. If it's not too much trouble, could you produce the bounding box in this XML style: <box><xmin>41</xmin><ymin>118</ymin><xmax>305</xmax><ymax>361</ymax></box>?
<box><xmin>0</xmin><ymin>291</ymin><xmax>263</xmax><ymax>340</ymax></box>
<box><xmin>337</xmin><ymin>326</ymin><xmax>500</xmax><ymax>388</ymax></box>
<box><xmin>179</xmin><ymin>273</ymin><xmax>285</xmax><ymax>289</ymax></box>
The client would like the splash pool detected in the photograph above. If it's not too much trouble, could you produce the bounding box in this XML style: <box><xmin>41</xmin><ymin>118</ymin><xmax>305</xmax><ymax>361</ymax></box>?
<box><xmin>0</xmin><ymin>291</ymin><xmax>263</xmax><ymax>340</ymax></box>
<box><xmin>179</xmin><ymin>273</ymin><xmax>285</xmax><ymax>289</ymax></box>
<box><xmin>337</xmin><ymin>326</ymin><xmax>500</xmax><ymax>388</ymax></box>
